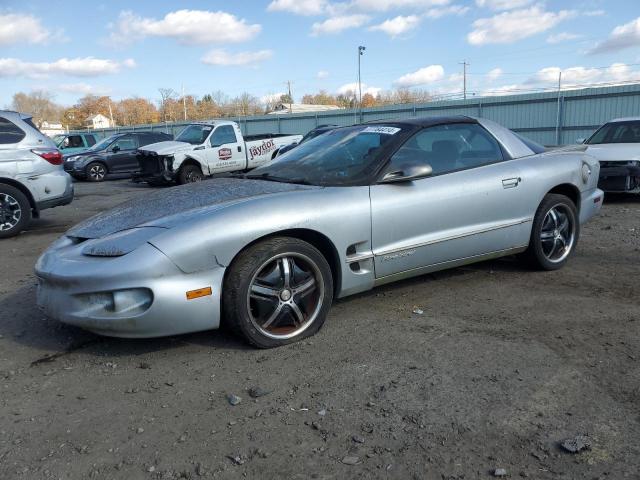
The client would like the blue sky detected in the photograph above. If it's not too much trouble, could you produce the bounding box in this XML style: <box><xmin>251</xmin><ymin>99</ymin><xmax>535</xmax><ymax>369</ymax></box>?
<box><xmin>1</xmin><ymin>0</ymin><xmax>639</xmax><ymax>108</ymax></box>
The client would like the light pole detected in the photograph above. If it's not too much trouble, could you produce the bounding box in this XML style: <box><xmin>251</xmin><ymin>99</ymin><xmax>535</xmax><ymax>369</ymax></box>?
<box><xmin>358</xmin><ymin>45</ymin><xmax>366</xmax><ymax>122</ymax></box>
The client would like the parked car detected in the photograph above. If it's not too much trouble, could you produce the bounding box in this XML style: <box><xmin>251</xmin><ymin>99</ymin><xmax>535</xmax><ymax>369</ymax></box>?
<box><xmin>36</xmin><ymin>116</ymin><xmax>603</xmax><ymax>347</ymax></box>
<box><xmin>51</xmin><ymin>133</ymin><xmax>98</xmax><ymax>155</ymax></box>
<box><xmin>136</xmin><ymin>121</ymin><xmax>302</xmax><ymax>185</ymax></box>
<box><xmin>0</xmin><ymin>110</ymin><xmax>73</xmax><ymax>238</ymax></box>
<box><xmin>277</xmin><ymin>124</ymin><xmax>339</xmax><ymax>155</ymax></box>
<box><xmin>579</xmin><ymin>117</ymin><xmax>640</xmax><ymax>193</ymax></box>
<box><xmin>64</xmin><ymin>131</ymin><xmax>173</xmax><ymax>182</ymax></box>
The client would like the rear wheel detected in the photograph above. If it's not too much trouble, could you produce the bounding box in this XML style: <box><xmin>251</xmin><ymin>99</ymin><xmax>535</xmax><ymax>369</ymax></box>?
<box><xmin>86</xmin><ymin>162</ymin><xmax>107</xmax><ymax>182</ymax></box>
<box><xmin>178</xmin><ymin>164</ymin><xmax>204</xmax><ymax>184</ymax></box>
<box><xmin>223</xmin><ymin>237</ymin><xmax>333</xmax><ymax>348</ymax></box>
<box><xmin>524</xmin><ymin>194</ymin><xmax>579</xmax><ymax>270</ymax></box>
<box><xmin>0</xmin><ymin>184</ymin><xmax>31</xmax><ymax>239</ymax></box>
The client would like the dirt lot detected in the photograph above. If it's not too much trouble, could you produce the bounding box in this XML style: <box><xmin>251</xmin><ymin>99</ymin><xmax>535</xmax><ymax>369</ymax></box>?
<box><xmin>0</xmin><ymin>179</ymin><xmax>639</xmax><ymax>480</ymax></box>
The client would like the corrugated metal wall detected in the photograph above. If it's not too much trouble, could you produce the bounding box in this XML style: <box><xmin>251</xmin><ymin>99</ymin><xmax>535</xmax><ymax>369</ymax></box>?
<box><xmin>73</xmin><ymin>84</ymin><xmax>640</xmax><ymax>146</ymax></box>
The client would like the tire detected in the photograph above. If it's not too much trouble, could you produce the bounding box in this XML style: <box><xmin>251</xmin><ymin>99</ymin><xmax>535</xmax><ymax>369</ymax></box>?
<box><xmin>524</xmin><ymin>193</ymin><xmax>579</xmax><ymax>270</ymax></box>
<box><xmin>223</xmin><ymin>237</ymin><xmax>334</xmax><ymax>348</ymax></box>
<box><xmin>0</xmin><ymin>184</ymin><xmax>31</xmax><ymax>239</ymax></box>
<box><xmin>177</xmin><ymin>164</ymin><xmax>204</xmax><ymax>185</ymax></box>
<box><xmin>85</xmin><ymin>162</ymin><xmax>107</xmax><ymax>182</ymax></box>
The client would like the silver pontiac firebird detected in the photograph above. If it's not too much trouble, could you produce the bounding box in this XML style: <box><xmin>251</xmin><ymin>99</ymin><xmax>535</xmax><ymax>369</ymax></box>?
<box><xmin>36</xmin><ymin>116</ymin><xmax>604</xmax><ymax>348</ymax></box>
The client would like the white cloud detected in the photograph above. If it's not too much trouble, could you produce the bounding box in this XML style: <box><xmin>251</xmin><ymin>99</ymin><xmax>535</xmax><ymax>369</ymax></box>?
<box><xmin>584</xmin><ymin>10</ymin><xmax>605</xmax><ymax>17</ymax></box>
<box><xmin>337</xmin><ymin>82</ymin><xmax>382</xmax><ymax>97</ymax></box>
<box><xmin>369</xmin><ymin>15</ymin><xmax>421</xmax><ymax>37</ymax></box>
<box><xmin>480</xmin><ymin>84</ymin><xmax>522</xmax><ymax>96</ymax></box>
<box><xmin>547</xmin><ymin>32</ymin><xmax>581</xmax><ymax>44</ymax></box>
<box><xmin>317</xmin><ymin>70</ymin><xmax>330</xmax><ymax>79</ymax></box>
<box><xmin>475</xmin><ymin>0</ymin><xmax>532</xmax><ymax>10</ymax></box>
<box><xmin>0</xmin><ymin>13</ymin><xmax>53</xmax><ymax>46</ymax></box>
<box><xmin>0</xmin><ymin>57</ymin><xmax>136</xmax><ymax>78</ymax></box>
<box><xmin>425</xmin><ymin>5</ymin><xmax>470</xmax><ymax>18</ymax></box>
<box><xmin>486</xmin><ymin>67</ymin><xmax>503</xmax><ymax>81</ymax></box>
<box><xmin>467</xmin><ymin>5</ymin><xmax>574</xmax><ymax>45</ymax></box>
<box><xmin>55</xmin><ymin>83</ymin><xmax>111</xmax><ymax>96</ymax></box>
<box><xmin>109</xmin><ymin>10</ymin><xmax>261</xmax><ymax>46</ymax></box>
<box><xmin>394</xmin><ymin>65</ymin><xmax>445</xmax><ymax>87</ymax></box>
<box><xmin>201</xmin><ymin>49</ymin><xmax>273</xmax><ymax>66</ymax></box>
<box><xmin>311</xmin><ymin>14</ymin><xmax>370</xmax><ymax>35</ymax></box>
<box><xmin>267</xmin><ymin>0</ymin><xmax>327</xmax><ymax>15</ymax></box>
<box><xmin>589</xmin><ymin>17</ymin><xmax>640</xmax><ymax>54</ymax></box>
<box><xmin>349</xmin><ymin>0</ymin><xmax>449</xmax><ymax>12</ymax></box>
<box><xmin>527</xmin><ymin>63</ymin><xmax>640</xmax><ymax>87</ymax></box>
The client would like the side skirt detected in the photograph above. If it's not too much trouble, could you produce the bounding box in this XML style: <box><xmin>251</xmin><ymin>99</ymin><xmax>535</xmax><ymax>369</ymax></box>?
<box><xmin>373</xmin><ymin>245</ymin><xmax>529</xmax><ymax>288</ymax></box>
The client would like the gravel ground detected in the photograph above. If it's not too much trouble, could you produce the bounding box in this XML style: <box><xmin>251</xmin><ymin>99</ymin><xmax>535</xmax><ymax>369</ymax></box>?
<box><xmin>0</xmin><ymin>179</ymin><xmax>639</xmax><ymax>480</ymax></box>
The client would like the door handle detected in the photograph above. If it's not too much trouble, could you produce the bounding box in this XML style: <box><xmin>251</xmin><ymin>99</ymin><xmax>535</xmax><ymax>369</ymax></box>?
<box><xmin>502</xmin><ymin>177</ymin><xmax>521</xmax><ymax>188</ymax></box>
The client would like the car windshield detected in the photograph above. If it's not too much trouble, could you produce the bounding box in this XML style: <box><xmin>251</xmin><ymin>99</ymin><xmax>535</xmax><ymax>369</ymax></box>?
<box><xmin>587</xmin><ymin>121</ymin><xmax>640</xmax><ymax>144</ymax></box>
<box><xmin>176</xmin><ymin>124</ymin><xmax>214</xmax><ymax>145</ymax></box>
<box><xmin>248</xmin><ymin>124</ymin><xmax>410</xmax><ymax>186</ymax></box>
<box><xmin>88</xmin><ymin>135</ymin><xmax>117</xmax><ymax>151</ymax></box>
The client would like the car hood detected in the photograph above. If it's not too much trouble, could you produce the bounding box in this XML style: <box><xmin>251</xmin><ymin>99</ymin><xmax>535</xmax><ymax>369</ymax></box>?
<box><xmin>139</xmin><ymin>140</ymin><xmax>193</xmax><ymax>155</ymax></box>
<box><xmin>67</xmin><ymin>177</ymin><xmax>319</xmax><ymax>239</ymax></box>
<box><xmin>584</xmin><ymin>144</ymin><xmax>640</xmax><ymax>162</ymax></box>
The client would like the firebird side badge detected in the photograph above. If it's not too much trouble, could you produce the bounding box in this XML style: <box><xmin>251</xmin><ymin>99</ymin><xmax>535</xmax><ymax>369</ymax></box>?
<box><xmin>381</xmin><ymin>250</ymin><xmax>416</xmax><ymax>261</ymax></box>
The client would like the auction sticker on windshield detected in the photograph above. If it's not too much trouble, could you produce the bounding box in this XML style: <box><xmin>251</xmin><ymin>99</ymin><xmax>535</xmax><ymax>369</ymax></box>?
<box><xmin>362</xmin><ymin>126</ymin><xmax>401</xmax><ymax>135</ymax></box>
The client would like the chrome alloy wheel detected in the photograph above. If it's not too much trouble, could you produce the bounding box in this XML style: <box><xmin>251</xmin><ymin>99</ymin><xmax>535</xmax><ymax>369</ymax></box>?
<box><xmin>0</xmin><ymin>192</ymin><xmax>22</xmax><ymax>231</ymax></box>
<box><xmin>246</xmin><ymin>253</ymin><xmax>324</xmax><ymax>340</ymax></box>
<box><xmin>540</xmin><ymin>203</ymin><xmax>575</xmax><ymax>264</ymax></box>
<box><xmin>88</xmin><ymin>164</ymin><xmax>106</xmax><ymax>181</ymax></box>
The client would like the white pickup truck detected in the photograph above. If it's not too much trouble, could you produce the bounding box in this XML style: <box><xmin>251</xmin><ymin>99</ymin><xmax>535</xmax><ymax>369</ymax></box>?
<box><xmin>136</xmin><ymin>120</ymin><xmax>302</xmax><ymax>185</ymax></box>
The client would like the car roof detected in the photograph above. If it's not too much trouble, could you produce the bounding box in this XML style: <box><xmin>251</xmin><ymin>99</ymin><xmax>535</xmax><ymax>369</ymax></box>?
<box><xmin>608</xmin><ymin>117</ymin><xmax>640</xmax><ymax>123</ymax></box>
<box><xmin>365</xmin><ymin>115</ymin><xmax>477</xmax><ymax>128</ymax></box>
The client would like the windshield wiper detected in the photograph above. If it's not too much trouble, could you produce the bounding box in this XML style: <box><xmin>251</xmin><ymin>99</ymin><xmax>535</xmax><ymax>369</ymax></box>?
<box><xmin>244</xmin><ymin>172</ymin><xmax>313</xmax><ymax>185</ymax></box>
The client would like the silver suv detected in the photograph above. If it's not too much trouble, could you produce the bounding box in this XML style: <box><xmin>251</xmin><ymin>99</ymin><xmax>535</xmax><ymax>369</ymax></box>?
<box><xmin>0</xmin><ymin>111</ymin><xmax>73</xmax><ymax>238</ymax></box>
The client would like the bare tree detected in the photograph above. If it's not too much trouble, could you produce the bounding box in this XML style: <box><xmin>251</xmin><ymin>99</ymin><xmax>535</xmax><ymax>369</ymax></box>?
<box><xmin>11</xmin><ymin>90</ymin><xmax>63</xmax><ymax>127</ymax></box>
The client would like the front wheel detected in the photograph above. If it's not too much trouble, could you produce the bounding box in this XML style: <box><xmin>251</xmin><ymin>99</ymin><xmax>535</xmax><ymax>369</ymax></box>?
<box><xmin>0</xmin><ymin>184</ymin><xmax>31</xmax><ymax>239</ymax></box>
<box><xmin>85</xmin><ymin>162</ymin><xmax>107</xmax><ymax>182</ymax></box>
<box><xmin>223</xmin><ymin>237</ymin><xmax>334</xmax><ymax>348</ymax></box>
<box><xmin>524</xmin><ymin>193</ymin><xmax>579</xmax><ymax>270</ymax></box>
<box><xmin>178</xmin><ymin>164</ymin><xmax>204</xmax><ymax>184</ymax></box>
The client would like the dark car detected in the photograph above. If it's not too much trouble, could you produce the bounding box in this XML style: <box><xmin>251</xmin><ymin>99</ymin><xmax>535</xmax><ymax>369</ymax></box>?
<box><xmin>64</xmin><ymin>131</ymin><xmax>173</xmax><ymax>182</ymax></box>
<box><xmin>277</xmin><ymin>124</ymin><xmax>339</xmax><ymax>155</ymax></box>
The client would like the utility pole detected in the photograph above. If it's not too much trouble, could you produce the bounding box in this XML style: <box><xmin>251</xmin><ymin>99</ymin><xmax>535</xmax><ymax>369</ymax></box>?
<box><xmin>182</xmin><ymin>84</ymin><xmax>187</xmax><ymax>121</ymax></box>
<box><xmin>285</xmin><ymin>80</ymin><xmax>293</xmax><ymax>114</ymax></box>
<box><xmin>459</xmin><ymin>61</ymin><xmax>469</xmax><ymax>100</ymax></box>
<box><xmin>108</xmin><ymin>101</ymin><xmax>114</xmax><ymax>127</ymax></box>
<box><xmin>555</xmin><ymin>71</ymin><xmax>563</xmax><ymax>145</ymax></box>
<box><xmin>358</xmin><ymin>46</ymin><xmax>366</xmax><ymax>122</ymax></box>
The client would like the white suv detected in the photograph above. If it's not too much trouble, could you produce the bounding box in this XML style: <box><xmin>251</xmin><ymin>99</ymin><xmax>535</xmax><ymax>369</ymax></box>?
<box><xmin>0</xmin><ymin>111</ymin><xmax>73</xmax><ymax>238</ymax></box>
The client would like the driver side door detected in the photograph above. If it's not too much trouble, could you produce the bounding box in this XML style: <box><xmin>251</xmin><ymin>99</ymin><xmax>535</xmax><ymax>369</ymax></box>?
<box><xmin>205</xmin><ymin>125</ymin><xmax>245</xmax><ymax>174</ymax></box>
<box><xmin>107</xmin><ymin>135</ymin><xmax>139</xmax><ymax>173</ymax></box>
<box><xmin>370</xmin><ymin>123</ymin><xmax>530</xmax><ymax>279</ymax></box>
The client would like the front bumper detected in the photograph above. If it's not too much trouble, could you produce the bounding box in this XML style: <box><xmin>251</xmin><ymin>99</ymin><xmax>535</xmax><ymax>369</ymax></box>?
<box><xmin>35</xmin><ymin>241</ymin><xmax>224</xmax><ymax>338</ymax></box>
<box><xmin>579</xmin><ymin>188</ymin><xmax>604</xmax><ymax>225</ymax></box>
<box><xmin>597</xmin><ymin>163</ymin><xmax>640</xmax><ymax>193</ymax></box>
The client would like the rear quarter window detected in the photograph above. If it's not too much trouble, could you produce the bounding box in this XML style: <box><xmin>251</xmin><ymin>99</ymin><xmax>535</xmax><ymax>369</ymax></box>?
<box><xmin>85</xmin><ymin>135</ymin><xmax>96</xmax><ymax>146</ymax></box>
<box><xmin>0</xmin><ymin>116</ymin><xmax>26</xmax><ymax>144</ymax></box>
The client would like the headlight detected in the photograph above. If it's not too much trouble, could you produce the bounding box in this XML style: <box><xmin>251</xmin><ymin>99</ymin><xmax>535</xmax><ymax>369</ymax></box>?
<box><xmin>66</xmin><ymin>156</ymin><xmax>78</xmax><ymax>162</ymax></box>
<box><xmin>77</xmin><ymin>288</ymin><xmax>153</xmax><ymax>317</ymax></box>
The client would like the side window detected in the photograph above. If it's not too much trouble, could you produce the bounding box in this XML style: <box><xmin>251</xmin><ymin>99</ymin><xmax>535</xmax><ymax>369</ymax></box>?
<box><xmin>67</xmin><ymin>135</ymin><xmax>84</xmax><ymax>148</ymax></box>
<box><xmin>113</xmin><ymin>135</ymin><xmax>137</xmax><ymax>151</ymax></box>
<box><xmin>0</xmin><ymin>116</ymin><xmax>26</xmax><ymax>144</ymax></box>
<box><xmin>85</xmin><ymin>135</ymin><xmax>96</xmax><ymax>147</ymax></box>
<box><xmin>388</xmin><ymin>123</ymin><xmax>503</xmax><ymax>176</ymax></box>
<box><xmin>210</xmin><ymin>125</ymin><xmax>238</xmax><ymax>147</ymax></box>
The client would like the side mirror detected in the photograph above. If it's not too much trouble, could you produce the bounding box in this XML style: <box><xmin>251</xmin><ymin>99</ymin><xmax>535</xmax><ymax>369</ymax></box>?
<box><xmin>576</xmin><ymin>138</ymin><xmax>585</xmax><ymax>144</ymax></box>
<box><xmin>380</xmin><ymin>163</ymin><xmax>433</xmax><ymax>183</ymax></box>
<box><xmin>112</xmin><ymin>145</ymin><xmax>120</xmax><ymax>153</ymax></box>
